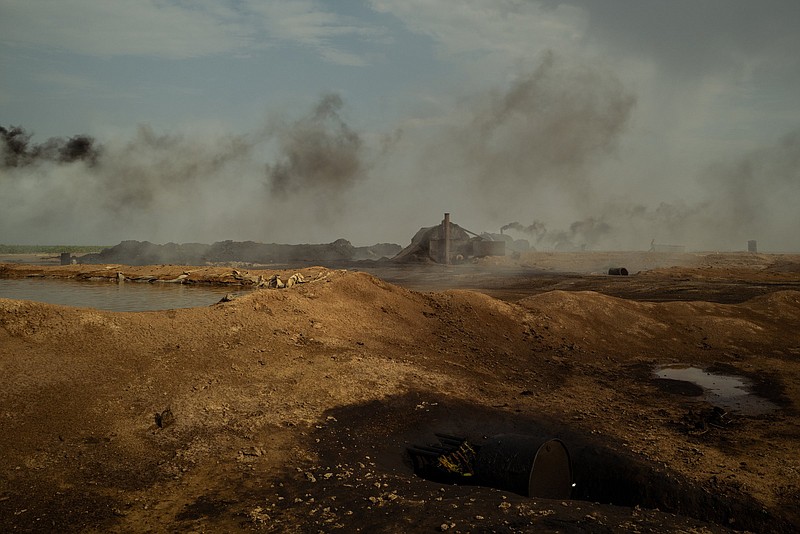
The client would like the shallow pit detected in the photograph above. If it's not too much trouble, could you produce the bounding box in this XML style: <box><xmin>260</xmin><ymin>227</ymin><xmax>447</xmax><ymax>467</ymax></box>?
<box><xmin>312</xmin><ymin>393</ymin><xmax>794</xmax><ymax>532</ymax></box>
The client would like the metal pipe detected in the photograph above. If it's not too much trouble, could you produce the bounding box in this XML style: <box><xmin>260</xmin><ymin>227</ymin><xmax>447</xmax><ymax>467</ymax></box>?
<box><xmin>407</xmin><ymin>447</ymin><xmax>443</xmax><ymax>458</ymax></box>
<box><xmin>435</xmin><ymin>433</ymin><xmax>467</xmax><ymax>446</ymax></box>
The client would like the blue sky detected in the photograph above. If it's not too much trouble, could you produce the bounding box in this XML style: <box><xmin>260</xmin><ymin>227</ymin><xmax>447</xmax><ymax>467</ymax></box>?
<box><xmin>1</xmin><ymin>1</ymin><xmax>799</xmax><ymax>250</ymax></box>
<box><xmin>0</xmin><ymin>1</ymin><xmax>434</xmax><ymax>137</ymax></box>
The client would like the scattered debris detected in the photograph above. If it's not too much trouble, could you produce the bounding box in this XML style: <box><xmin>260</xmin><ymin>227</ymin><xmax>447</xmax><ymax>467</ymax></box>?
<box><xmin>155</xmin><ymin>273</ymin><xmax>189</xmax><ymax>284</ymax></box>
<box><xmin>267</xmin><ymin>273</ymin><xmax>306</xmax><ymax>289</ymax></box>
<box><xmin>679</xmin><ymin>406</ymin><xmax>734</xmax><ymax>435</ymax></box>
<box><xmin>408</xmin><ymin>434</ymin><xmax>476</xmax><ymax>484</ymax></box>
<box><xmin>285</xmin><ymin>273</ymin><xmax>305</xmax><ymax>288</ymax></box>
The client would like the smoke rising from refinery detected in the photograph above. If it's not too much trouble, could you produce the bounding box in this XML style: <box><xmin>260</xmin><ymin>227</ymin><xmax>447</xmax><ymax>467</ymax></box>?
<box><xmin>2</xmin><ymin>2</ymin><xmax>800</xmax><ymax>252</ymax></box>
<box><xmin>2</xmin><ymin>57</ymin><xmax>799</xmax><ymax>251</ymax></box>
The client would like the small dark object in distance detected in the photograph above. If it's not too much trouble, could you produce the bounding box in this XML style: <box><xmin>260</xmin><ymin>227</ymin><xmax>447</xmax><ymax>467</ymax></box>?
<box><xmin>608</xmin><ymin>267</ymin><xmax>629</xmax><ymax>276</ymax></box>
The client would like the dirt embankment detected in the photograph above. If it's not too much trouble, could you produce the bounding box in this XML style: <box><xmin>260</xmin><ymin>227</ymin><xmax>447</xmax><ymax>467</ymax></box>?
<box><xmin>76</xmin><ymin>239</ymin><xmax>401</xmax><ymax>266</ymax></box>
<box><xmin>1</xmin><ymin>260</ymin><xmax>800</xmax><ymax>532</ymax></box>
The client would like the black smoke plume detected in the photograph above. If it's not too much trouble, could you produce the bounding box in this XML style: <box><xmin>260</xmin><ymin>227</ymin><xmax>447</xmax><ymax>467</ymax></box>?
<box><xmin>266</xmin><ymin>93</ymin><xmax>363</xmax><ymax>197</ymax></box>
<box><xmin>0</xmin><ymin>97</ymin><xmax>368</xmax><ymax>245</ymax></box>
<box><xmin>1</xmin><ymin>125</ymin><xmax>101</xmax><ymax>167</ymax></box>
<box><xmin>0</xmin><ymin>125</ymin><xmax>32</xmax><ymax>167</ymax></box>
<box><xmin>501</xmin><ymin>221</ymin><xmax>546</xmax><ymax>239</ymax></box>
<box><xmin>502</xmin><ymin>217</ymin><xmax>611</xmax><ymax>249</ymax></box>
<box><xmin>458</xmin><ymin>51</ymin><xmax>636</xmax><ymax>192</ymax></box>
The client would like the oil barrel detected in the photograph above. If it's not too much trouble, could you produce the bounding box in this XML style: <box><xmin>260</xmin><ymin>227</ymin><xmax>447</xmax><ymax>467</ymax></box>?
<box><xmin>474</xmin><ymin>434</ymin><xmax>572</xmax><ymax>499</ymax></box>
<box><xmin>608</xmin><ymin>267</ymin><xmax>629</xmax><ymax>275</ymax></box>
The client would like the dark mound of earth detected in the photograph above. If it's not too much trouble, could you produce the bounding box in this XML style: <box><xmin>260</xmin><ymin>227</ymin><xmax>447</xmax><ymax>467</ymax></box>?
<box><xmin>80</xmin><ymin>239</ymin><xmax>401</xmax><ymax>266</ymax></box>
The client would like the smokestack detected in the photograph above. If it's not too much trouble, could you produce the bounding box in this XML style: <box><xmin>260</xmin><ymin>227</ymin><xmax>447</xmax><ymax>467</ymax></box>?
<box><xmin>443</xmin><ymin>213</ymin><xmax>451</xmax><ymax>265</ymax></box>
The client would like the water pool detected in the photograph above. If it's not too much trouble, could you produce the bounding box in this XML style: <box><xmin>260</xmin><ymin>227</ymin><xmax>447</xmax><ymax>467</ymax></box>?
<box><xmin>654</xmin><ymin>364</ymin><xmax>779</xmax><ymax>415</ymax></box>
<box><xmin>0</xmin><ymin>278</ymin><xmax>248</xmax><ymax>312</ymax></box>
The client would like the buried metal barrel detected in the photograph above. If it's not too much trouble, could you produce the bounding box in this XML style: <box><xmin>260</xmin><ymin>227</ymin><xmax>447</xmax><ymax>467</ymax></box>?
<box><xmin>473</xmin><ymin>434</ymin><xmax>572</xmax><ymax>499</ymax></box>
<box><xmin>608</xmin><ymin>267</ymin><xmax>629</xmax><ymax>276</ymax></box>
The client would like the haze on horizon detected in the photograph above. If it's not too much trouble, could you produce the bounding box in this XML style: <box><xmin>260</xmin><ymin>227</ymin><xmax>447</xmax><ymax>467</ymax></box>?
<box><xmin>1</xmin><ymin>1</ymin><xmax>799</xmax><ymax>252</ymax></box>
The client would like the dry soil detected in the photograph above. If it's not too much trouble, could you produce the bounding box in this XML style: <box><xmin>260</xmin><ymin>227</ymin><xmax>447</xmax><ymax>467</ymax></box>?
<box><xmin>1</xmin><ymin>251</ymin><xmax>799</xmax><ymax>533</ymax></box>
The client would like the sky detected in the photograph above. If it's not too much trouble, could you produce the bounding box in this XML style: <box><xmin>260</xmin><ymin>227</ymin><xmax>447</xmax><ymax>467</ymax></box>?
<box><xmin>1</xmin><ymin>0</ymin><xmax>799</xmax><ymax>251</ymax></box>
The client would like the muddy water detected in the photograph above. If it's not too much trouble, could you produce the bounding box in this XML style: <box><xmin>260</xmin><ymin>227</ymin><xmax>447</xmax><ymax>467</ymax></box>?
<box><xmin>655</xmin><ymin>365</ymin><xmax>779</xmax><ymax>415</ymax></box>
<box><xmin>0</xmin><ymin>278</ymin><xmax>246</xmax><ymax>312</ymax></box>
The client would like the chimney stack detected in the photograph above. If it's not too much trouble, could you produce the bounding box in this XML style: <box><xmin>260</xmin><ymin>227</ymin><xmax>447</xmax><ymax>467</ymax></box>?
<box><xmin>443</xmin><ymin>213</ymin><xmax>451</xmax><ymax>265</ymax></box>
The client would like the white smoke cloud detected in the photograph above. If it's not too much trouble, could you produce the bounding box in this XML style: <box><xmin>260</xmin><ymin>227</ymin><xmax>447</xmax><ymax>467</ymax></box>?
<box><xmin>2</xmin><ymin>50</ymin><xmax>799</xmax><ymax>252</ymax></box>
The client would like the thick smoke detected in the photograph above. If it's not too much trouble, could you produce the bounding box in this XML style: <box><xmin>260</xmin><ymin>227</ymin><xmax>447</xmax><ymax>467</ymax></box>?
<box><xmin>455</xmin><ymin>51</ymin><xmax>636</xmax><ymax>199</ymax></box>
<box><xmin>478</xmin><ymin>54</ymin><xmax>799</xmax><ymax>252</ymax></box>
<box><xmin>96</xmin><ymin>125</ymin><xmax>253</xmax><ymax>214</ymax></box>
<box><xmin>698</xmin><ymin>130</ymin><xmax>800</xmax><ymax>250</ymax></box>
<box><xmin>0</xmin><ymin>94</ymin><xmax>369</xmax><ymax>245</ymax></box>
<box><xmin>266</xmin><ymin>93</ymin><xmax>363</xmax><ymax>197</ymax></box>
<box><xmin>1</xmin><ymin>125</ymin><xmax>101</xmax><ymax>166</ymax></box>
<box><xmin>2</xmin><ymin>54</ymin><xmax>799</xmax><ymax>251</ymax></box>
<box><xmin>0</xmin><ymin>126</ymin><xmax>30</xmax><ymax>167</ymax></box>
<box><xmin>502</xmin><ymin>128</ymin><xmax>800</xmax><ymax>252</ymax></box>
<box><xmin>613</xmin><ymin>131</ymin><xmax>800</xmax><ymax>251</ymax></box>
<box><xmin>369</xmin><ymin>50</ymin><xmax>642</xmax><ymax>242</ymax></box>
<box><xmin>366</xmin><ymin>51</ymin><xmax>643</xmax><ymax>246</ymax></box>
<box><xmin>501</xmin><ymin>218</ymin><xmax>611</xmax><ymax>250</ymax></box>
<box><xmin>501</xmin><ymin>221</ymin><xmax>546</xmax><ymax>238</ymax></box>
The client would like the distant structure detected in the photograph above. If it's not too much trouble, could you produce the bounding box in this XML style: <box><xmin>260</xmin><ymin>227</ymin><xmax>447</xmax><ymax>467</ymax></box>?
<box><xmin>649</xmin><ymin>239</ymin><xmax>685</xmax><ymax>253</ymax></box>
<box><xmin>748</xmin><ymin>240</ymin><xmax>758</xmax><ymax>253</ymax></box>
<box><xmin>393</xmin><ymin>213</ymin><xmax>506</xmax><ymax>264</ymax></box>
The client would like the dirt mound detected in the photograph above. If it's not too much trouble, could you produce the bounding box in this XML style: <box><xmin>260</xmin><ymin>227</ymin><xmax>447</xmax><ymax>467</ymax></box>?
<box><xmin>79</xmin><ymin>239</ymin><xmax>402</xmax><ymax>266</ymax></box>
<box><xmin>2</xmin><ymin>268</ymin><xmax>800</xmax><ymax>531</ymax></box>
<box><xmin>519</xmin><ymin>289</ymin><xmax>800</xmax><ymax>357</ymax></box>
<box><xmin>764</xmin><ymin>254</ymin><xmax>800</xmax><ymax>273</ymax></box>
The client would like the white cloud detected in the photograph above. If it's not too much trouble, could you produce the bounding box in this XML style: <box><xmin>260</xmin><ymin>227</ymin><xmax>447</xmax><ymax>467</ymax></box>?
<box><xmin>244</xmin><ymin>0</ymin><xmax>386</xmax><ymax>66</ymax></box>
<box><xmin>369</xmin><ymin>0</ymin><xmax>588</xmax><ymax>66</ymax></box>
<box><xmin>35</xmin><ymin>70</ymin><xmax>98</xmax><ymax>92</ymax></box>
<box><xmin>0</xmin><ymin>0</ymin><xmax>253</xmax><ymax>59</ymax></box>
<box><xmin>0</xmin><ymin>0</ymin><xmax>382</xmax><ymax>64</ymax></box>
